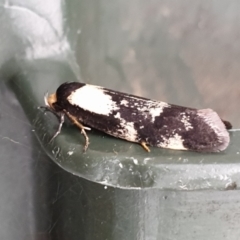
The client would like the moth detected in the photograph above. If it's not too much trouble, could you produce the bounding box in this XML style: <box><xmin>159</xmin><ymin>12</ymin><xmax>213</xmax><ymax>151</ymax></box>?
<box><xmin>42</xmin><ymin>82</ymin><xmax>232</xmax><ymax>152</ymax></box>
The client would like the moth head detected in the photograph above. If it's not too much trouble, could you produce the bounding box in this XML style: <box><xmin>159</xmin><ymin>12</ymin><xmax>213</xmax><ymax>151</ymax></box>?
<box><xmin>44</xmin><ymin>92</ymin><xmax>57</xmax><ymax>110</ymax></box>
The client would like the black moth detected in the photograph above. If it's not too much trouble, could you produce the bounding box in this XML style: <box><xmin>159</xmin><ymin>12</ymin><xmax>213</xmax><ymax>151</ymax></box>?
<box><xmin>42</xmin><ymin>82</ymin><xmax>231</xmax><ymax>153</ymax></box>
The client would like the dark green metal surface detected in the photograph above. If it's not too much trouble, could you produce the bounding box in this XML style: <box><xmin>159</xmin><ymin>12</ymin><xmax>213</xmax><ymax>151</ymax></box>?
<box><xmin>8</xmin><ymin>59</ymin><xmax>240</xmax><ymax>191</ymax></box>
<box><xmin>0</xmin><ymin>0</ymin><xmax>240</xmax><ymax>239</ymax></box>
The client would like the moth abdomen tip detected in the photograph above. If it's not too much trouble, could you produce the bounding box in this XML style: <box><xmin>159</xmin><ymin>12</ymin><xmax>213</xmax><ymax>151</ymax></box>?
<box><xmin>222</xmin><ymin>120</ymin><xmax>232</xmax><ymax>130</ymax></box>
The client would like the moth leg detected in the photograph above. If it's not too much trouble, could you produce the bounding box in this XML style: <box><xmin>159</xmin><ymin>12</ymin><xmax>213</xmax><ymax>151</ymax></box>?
<box><xmin>39</xmin><ymin>106</ymin><xmax>61</xmax><ymax>121</ymax></box>
<box><xmin>65</xmin><ymin>113</ymin><xmax>90</xmax><ymax>152</ymax></box>
<box><xmin>140</xmin><ymin>141</ymin><xmax>151</xmax><ymax>152</ymax></box>
<box><xmin>49</xmin><ymin>113</ymin><xmax>65</xmax><ymax>143</ymax></box>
